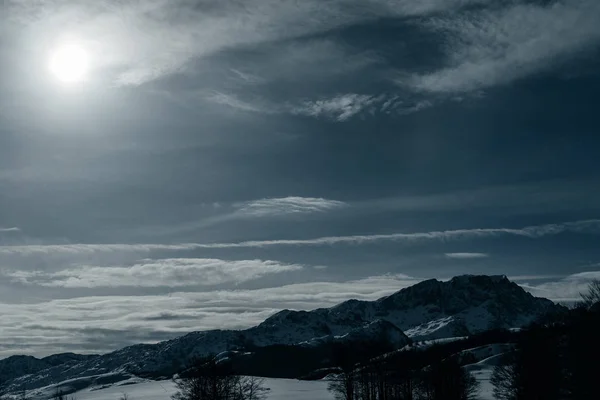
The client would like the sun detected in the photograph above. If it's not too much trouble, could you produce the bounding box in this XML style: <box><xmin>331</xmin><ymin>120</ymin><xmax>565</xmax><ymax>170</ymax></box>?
<box><xmin>49</xmin><ymin>44</ymin><xmax>90</xmax><ymax>84</ymax></box>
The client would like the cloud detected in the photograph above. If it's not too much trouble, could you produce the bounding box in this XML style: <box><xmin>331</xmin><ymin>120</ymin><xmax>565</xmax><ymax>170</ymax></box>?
<box><xmin>5</xmin><ymin>0</ymin><xmax>501</xmax><ymax>88</ymax></box>
<box><xmin>290</xmin><ymin>94</ymin><xmax>433</xmax><ymax>121</ymax></box>
<box><xmin>234</xmin><ymin>197</ymin><xmax>347</xmax><ymax>217</ymax></box>
<box><xmin>4</xmin><ymin>258</ymin><xmax>303</xmax><ymax>288</ymax></box>
<box><xmin>0</xmin><ymin>273</ymin><xmax>420</xmax><ymax>356</ymax></box>
<box><xmin>508</xmin><ymin>275</ymin><xmax>567</xmax><ymax>282</ymax></box>
<box><xmin>0</xmin><ymin>227</ymin><xmax>20</xmax><ymax>233</ymax></box>
<box><xmin>203</xmin><ymin>91</ymin><xmax>433</xmax><ymax>120</ymax></box>
<box><xmin>0</xmin><ymin>270</ymin><xmax>593</xmax><ymax>357</ymax></box>
<box><xmin>397</xmin><ymin>100</ymin><xmax>434</xmax><ymax>115</ymax></box>
<box><xmin>204</xmin><ymin>92</ymin><xmax>392</xmax><ymax>121</ymax></box>
<box><xmin>406</xmin><ymin>0</ymin><xmax>600</xmax><ymax>92</ymax></box>
<box><xmin>204</xmin><ymin>91</ymin><xmax>274</xmax><ymax>114</ymax></box>
<box><xmin>4</xmin><ymin>0</ymin><xmax>486</xmax><ymax>87</ymax></box>
<box><xmin>521</xmin><ymin>269</ymin><xmax>600</xmax><ymax>302</ymax></box>
<box><xmin>445</xmin><ymin>252</ymin><xmax>489</xmax><ymax>259</ymax></box>
<box><xmin>1</xmin><ymin>219</ymin><xmax>599</xmax><ymax>255</ymax></box>
<box><xmin>291</xmin><ymin>94</ymin><xmax>383</xmax><ymax>121</ymax></box>
<box><xmin>137</xmin><ymin>196</ymin><xmax>349</xmax><ymax>237</ymax></box>
<box><xmin>229</xmin><ymin>69</ymin><xmax>266</xmax><ymax>85</ymax></box>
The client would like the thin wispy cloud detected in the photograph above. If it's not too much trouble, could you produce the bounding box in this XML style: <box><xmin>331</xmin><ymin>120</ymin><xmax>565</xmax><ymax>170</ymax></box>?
<box><xmin>206</xmin><ymin>91</ymin><xmax>432</xmax><ymax>120</ymax></box>
<box><xmin>406</xmin><ymin>0</ymin><xmax>600</xmax><ymax>92</ymax></box>
<box><xmin>234</xmin><ymin>197</ymin><xmax>347</xmax><ymax>217</ymax></box>
<box><xmin>4</xmin><ymin>258</ymin><xmax>303</xmax><ymax>288</ymax></box>
<box><xmin>445</xmin><ymin>252</ymin><xmax>489</xmax><ymax>259</ymax></box>
<box><xmin>291</xmin><ymin>94</ymin><xmax>383</xmax><ymax>121</ymax></box>
<box><xmin>204</xmin><ymin>91</ymin><xmax>274</xmax><ymax>114</ymax></box>
<box><xmin>229</xmin><ymin>69</ymin><xmax>265</xmax><ymax>85</ymax></box>
<box><xmin>137</xmin><ymin>196</ymin><xmax>349</xmax><ymax>237</ymax></box>
<box><xmin>290</xmin><ymin>94</ymin><xmax>433</xmax><ymax>121</ymax></box>
<box><xmin>1</xmin><ymin>219</ymin><xmax>599</xmax><ymax>255</ymax></box>
<box><xmin>0</xmin><ymin>227</ymin><xmax>20</xmax><ymax>233</ymax></box>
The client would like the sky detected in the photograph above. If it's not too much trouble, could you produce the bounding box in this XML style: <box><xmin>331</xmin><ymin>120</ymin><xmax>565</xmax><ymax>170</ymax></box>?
<box><xmin>1</xmin><ymin>0</ymin><xmax>600</xmax><ymax>358</ymax></box>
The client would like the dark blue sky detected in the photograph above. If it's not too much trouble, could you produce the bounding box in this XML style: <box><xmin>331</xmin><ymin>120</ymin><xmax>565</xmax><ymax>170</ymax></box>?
<box><xmin>1</xmin><ymin>0</ymin><xmax>599</xmax><ymax>357</ymax></box>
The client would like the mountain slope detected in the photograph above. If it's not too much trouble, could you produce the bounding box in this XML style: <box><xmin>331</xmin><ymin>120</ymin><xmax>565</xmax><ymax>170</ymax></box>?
<box><xmin>0</xmin><ymin>354</ymin><xmax>98</xmax><ymax>387</ymax></box>
<box><xmin>0</xmin><ymin>275</ymin><xmax>563</xmax><ymax>395</ymax></box>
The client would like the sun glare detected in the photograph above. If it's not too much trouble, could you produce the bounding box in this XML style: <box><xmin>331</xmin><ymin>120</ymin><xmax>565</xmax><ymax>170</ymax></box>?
<box><xmin>49</xmin><ymin>44</ymin><xmax>90</xmax><ymax>84</ymax></box>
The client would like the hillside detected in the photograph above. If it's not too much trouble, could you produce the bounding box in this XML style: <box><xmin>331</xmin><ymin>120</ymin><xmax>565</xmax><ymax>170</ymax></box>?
<box><xmin>0</xmin><ymin>275</ymin><xmax>563</xmax><ymax>395</ymax></box>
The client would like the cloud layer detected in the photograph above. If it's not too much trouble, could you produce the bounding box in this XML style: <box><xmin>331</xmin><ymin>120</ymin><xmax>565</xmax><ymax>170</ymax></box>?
<box><xmin>4</xmin><ymin>258</ymin><xmax>303</xmax><ymax>288</ymax></box>
<box><xmin>520</xmin><ymin>270</ymin><xmax>600</xmax><ymax>302</ymax></box>
<box><xmin>2</xmin><ymin>270</ymin><xmax>599</xmax><ymax>357</ymax></box>
<box><xmin>0</xmin><ymin>274</ymin><xmax>420</xmax><ymax>356</ymax></box>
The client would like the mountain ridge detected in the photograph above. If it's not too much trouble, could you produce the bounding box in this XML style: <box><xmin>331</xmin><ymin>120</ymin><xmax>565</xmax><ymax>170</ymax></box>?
<box><xmin>0</xmin><ymin>275</ymin><xmax>564</xmax><ymax>395</ymax></box>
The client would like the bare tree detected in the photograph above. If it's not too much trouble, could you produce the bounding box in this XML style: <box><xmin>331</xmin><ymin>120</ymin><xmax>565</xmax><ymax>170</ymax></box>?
<box><xmin>52</xmin><ymin>388</ymin><xmax>65</xmax><ymax>400</ymax></box>
<box><xmin>52</xmin><ymin>389</ymin><xmax>76</xmax><ymax>400</ymax></box>
<box><xmin>581</xmin><ymin>279</ymin><xmax>600</xmax><ymax>308</ymax></box>
<box><xmin>491</xmin><ymin>362</ymin><xmax>519</xmax><ymax>400</ymax></box>
<box><xmin>119</xmin><ymin>393</ymin><xmax>129</xmax><ymax>400</ymax></box>
<box><xmin>236</xmin><ymin>376</ymin><xmax>267</xmax><ymax>400</ymax></box>
<box><xmin>328</xmin><ymin>369</ymin><xmax>357</xmax><ymax>400</ymax></box>
<box><xmin>172</xmin><ymin>356</ymin><xmax>266</xmax><ymax>400</ymax></box>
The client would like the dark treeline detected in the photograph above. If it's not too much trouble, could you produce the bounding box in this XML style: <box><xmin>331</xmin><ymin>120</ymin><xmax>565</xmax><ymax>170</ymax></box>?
<box><xmin>325</xmin><ymin>334</ymin><xmax>489</xmax><ymax>400</ymax></box>
<box><xmin>327</xmin><ymin>341</ymin><xmax>479</xmax><ymax>400</ymax></box>
<box><xmin>491</xmin><ymin>280</ymin><xmax>600</xmax><ymax>400</ymax></box>
<box><xmin>324</xmin><ymin>327</ymin><xmax>520</xmax><ymax>400</ymax></box>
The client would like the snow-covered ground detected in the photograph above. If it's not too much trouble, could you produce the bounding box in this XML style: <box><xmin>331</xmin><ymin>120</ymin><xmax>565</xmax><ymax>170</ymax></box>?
<box><xmin>472</xmin><ymin>367</ymin><xmax>494</xmax><ymax>400</ymax></box>
<box><xmin>68</xmin><ymin>372</ymin><xmax>494</xmax><ymax>400</ymax></box>
<box><xmin>72</xmin><ymin>378</ymin><xmax>333</xmax><ymax>400</ymax></box>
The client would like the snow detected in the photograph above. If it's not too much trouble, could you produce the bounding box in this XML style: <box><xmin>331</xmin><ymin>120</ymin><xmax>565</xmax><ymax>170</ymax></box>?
<box><xmin>19</xmin><ymin>372</ymin><xmax>494</xmax><ymax>400</ymax></box>
<box><xmin>471</xmin><ymin>367</ymin><xmax>495</xmax><ymax>400</ymax></box>
<box><xmin>458</xmin><ymin>343</ymin><xmax>514</xmax><ymax>365</ymax></box>
<box><xmin>70</xmin><ymin>378</ymin><xmax>332</xmax><ymax>400</ymax></box>
<box><xmin>461</xmin><ymin>345</ymin><xmax>512</xmax><ymax>400</ymax></box>
<box><xmin>403</xmin><ymin>316</ymin><xmax>460</xmax><ymax>340</ymax></box>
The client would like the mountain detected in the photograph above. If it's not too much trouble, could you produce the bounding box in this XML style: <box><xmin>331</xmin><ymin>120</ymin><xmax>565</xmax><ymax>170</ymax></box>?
<box><xmin>0</xmin><ymin>353</ymin><xmax>98</xmax><ymax>387</ymax></box>
<box><xmin>255</xmin><ymin>275</ymin><xmax>558</xmax><ymax>342</ymax></box>
<box><xmin>0</xmin><ymin>275</ymin><xmax>563</xmax><ymax>395</ymax></box>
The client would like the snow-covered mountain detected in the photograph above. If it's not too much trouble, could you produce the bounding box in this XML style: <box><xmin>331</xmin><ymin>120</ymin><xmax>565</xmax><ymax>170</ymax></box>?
<box><xmin>0</xmin><ymin>275</ymin><xmax>562</xmax><ymax>395</ymax></box>
<box><xmin>255</xmin><ymin>275</ymin><xmax>558</xmax><ymax>342</ymax></box>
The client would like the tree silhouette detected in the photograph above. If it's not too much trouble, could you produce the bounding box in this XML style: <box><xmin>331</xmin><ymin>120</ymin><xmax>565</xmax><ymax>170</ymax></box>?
<box><xmin>581</xmin><ymin>279</ymin><xmax>600</xmax><ymax>308</ymax></box>
<box><xmin>172</xmin><ymin>356</ymin><xmax>266</xmax><ymax>400</ymax></box>
<box><xmin>418</xmin><ymin>357</ymin><xmax>478</xmax><ymax>400</ymax></box>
